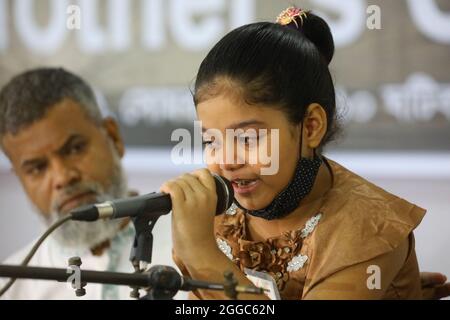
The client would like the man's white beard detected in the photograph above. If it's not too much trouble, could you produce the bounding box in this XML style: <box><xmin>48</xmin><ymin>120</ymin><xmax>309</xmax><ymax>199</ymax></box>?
<box><xmin>44</xmin><ymin>151</ymin><xmax>129</xmax><ymax>250</ymax></box>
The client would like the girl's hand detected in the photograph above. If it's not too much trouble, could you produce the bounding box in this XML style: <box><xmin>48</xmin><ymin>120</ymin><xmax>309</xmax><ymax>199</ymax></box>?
<box><xmin>160</xmin><ymin>168</ymin><xmax>219</xmax><ymax>263</ymax></box>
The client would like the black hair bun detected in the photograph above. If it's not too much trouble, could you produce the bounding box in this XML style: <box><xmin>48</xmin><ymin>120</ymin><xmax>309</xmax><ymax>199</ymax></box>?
<box><xmin>299</xmin><ymin>12</ymin><xmax>335</xmax><ymax>65</ymax></box>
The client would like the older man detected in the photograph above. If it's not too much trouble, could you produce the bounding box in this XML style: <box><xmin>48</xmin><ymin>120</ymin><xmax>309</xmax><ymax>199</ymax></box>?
<box><xmin>0</xmin><ymin>68</ymin><xmax>137</xmax><ymax>299</ymax></box>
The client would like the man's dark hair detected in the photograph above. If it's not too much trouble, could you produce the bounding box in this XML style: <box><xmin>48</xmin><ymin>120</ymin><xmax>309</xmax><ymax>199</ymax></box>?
<box><xmin>0</xmin><ymin>67</ymin><xmax>102</xmax><ymax>141</ymax></box>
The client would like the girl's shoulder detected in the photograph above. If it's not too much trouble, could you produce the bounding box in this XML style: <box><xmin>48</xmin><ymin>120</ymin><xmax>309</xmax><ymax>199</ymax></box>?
<box><xmin>321</xmin><ymin>158</ymin><xmax>426</xmax><ymax>235</ymax></box>
<box><xmin>304</xmin><ymin>158</ymin><xmax>425</xmax><ymax>290</ymax></box>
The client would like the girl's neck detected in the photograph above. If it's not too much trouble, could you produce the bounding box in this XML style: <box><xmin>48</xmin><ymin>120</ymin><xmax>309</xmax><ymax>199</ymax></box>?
<box><xmin>246</xmin><ymin>160</ymin><xmax>333</xmax><ymax>241</ymax></box>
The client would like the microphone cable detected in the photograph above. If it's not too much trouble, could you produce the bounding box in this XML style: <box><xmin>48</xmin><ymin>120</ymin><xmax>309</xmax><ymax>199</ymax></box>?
<box><xmin>0</xmin><ymin>215</ymin><xmax>72</xmax><ymax>297</ymax></box>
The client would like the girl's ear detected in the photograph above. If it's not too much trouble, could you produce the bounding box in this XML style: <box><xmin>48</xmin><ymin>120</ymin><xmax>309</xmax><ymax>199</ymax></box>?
<box><xmin>304</xmin><ymin>103</ymin><xmax>328</xmax><ymax>150</ymax></box>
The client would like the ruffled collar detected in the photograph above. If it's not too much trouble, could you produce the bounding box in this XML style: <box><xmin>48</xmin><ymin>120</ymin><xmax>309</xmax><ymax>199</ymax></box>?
<box><xmin>215</xmin><ymin>207</ymin><xmax>324</xmax><ymax>291</ymax></box>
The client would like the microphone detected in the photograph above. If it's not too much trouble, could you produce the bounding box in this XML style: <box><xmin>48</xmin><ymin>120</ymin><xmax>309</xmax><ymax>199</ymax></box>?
<box><xmin>70</xmin><ymin>174</ymin><xmax>234</xmax><ymax>222</ymax></box>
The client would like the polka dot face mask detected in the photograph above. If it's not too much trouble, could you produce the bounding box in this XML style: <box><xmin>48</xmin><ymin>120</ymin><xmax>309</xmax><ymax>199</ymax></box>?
<box><xmin>235</xmin><ymin>154</ymin><xmax>323</xmax><ymax>220</ymax></box>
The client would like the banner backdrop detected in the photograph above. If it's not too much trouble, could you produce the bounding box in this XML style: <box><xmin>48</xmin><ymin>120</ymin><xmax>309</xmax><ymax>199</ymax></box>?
<box><xmin>0</xmin><ymin>0</ymin><xmax>449</xmax><ymax>151</ymax></box>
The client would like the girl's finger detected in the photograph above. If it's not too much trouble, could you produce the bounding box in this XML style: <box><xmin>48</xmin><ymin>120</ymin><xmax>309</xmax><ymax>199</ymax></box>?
<box><xmin>160</xmin><ymin>180</ymin><xmax>186</xmax><ymax>202</ymax></box>
<box><xmin>180</xmin><ymin>173</ymin><xmax>208</xmax><ymax>194</ymax></box>
<box><xmin>191</xmin><ymin>168</ymin><xmax>216</xmax><ymax>195</ymax></box>
<box><xmin>174</xmin><ymin>178</ymin><xmax>196</xmax><ymax>201</ymax></box>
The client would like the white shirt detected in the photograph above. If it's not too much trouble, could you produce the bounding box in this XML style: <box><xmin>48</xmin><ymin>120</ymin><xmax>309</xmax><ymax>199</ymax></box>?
<box><xmin>0</xmin><ymin>224</ymin><xmax>143</xmax><ymax>300</ymax></box>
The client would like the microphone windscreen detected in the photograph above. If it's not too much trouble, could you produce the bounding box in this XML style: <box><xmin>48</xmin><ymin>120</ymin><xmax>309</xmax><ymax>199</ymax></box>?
<box><xmin>213</xmin><ymin>175</ymin><xmax>234</xmax><ymax>215</ymax></box>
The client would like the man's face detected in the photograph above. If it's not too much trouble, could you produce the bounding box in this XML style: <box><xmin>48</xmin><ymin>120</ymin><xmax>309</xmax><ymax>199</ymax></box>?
<box><xmin>2</xmin><ymin>98</ymin><xmax>125</xmax><ymax>219</ymax></box>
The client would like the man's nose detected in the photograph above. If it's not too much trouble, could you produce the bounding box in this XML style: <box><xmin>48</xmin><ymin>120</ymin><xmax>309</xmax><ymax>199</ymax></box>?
<box><xmin>51</xmin><ymin>159</ymin><xmax>81</xmax><ymax>190</ymax></box>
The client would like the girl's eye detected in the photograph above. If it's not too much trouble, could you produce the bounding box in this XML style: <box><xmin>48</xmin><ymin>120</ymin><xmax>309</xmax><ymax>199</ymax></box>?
<box><xmin>238</xmin><ymin>135</ymin><xmax>258</xmax><ymax>145</ymax></box>
<box><xmin>202</xmin><ymin>140</ymin><xmax>212</xmax><ymax>146</ymax></box>
<box><xmin>202</xmin><ymin>139</ymin><xmax>220</xmax><ymax>148</ymax></box>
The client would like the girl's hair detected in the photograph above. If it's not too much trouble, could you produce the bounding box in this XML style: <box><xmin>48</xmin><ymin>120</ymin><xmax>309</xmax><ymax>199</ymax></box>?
<box><xmin>194</xmin><ymin>11</ymin><xmax>339</xmax><ymax>147</ymax></box>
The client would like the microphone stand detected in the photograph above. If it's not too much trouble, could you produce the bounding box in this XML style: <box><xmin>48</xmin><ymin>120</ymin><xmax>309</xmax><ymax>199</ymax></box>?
<box><xmin>0</xmin><ymin>263</ymin><xmax>263</xmax><ymax>300</ymax></box>
<box><xmin>128</xmin><ymin>210</ymin><xmax>162</xmax><ymax>298</ymax></box>
<box><xmin>130</xmin><ymin>212</ymin><xmax>160</xmax><ymax>266</ymax></box>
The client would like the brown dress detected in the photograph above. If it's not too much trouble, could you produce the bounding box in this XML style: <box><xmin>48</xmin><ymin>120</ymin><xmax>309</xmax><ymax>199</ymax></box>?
<box><xmin>211</xmin><ymin>159</ymin><xmax>426</xmax><ymax>299</ymax></box>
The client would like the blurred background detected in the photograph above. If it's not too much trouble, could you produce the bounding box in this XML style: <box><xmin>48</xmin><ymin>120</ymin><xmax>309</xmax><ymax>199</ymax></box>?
<box><xmin>0</xmin><ymin>0</ymin><xmax>449</xmax><ymax>291</ymax></box>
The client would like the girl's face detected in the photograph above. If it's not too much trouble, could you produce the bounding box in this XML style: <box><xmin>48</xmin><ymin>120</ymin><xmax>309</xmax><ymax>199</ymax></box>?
<box><xmin>197</xmin><ymin>93</ymin><xmax>303</xmax><ymax>211</ymax></box>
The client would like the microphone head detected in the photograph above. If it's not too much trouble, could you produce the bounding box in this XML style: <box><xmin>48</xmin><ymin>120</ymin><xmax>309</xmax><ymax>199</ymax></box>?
<box><xmin>213</xmin><ymin>174</ymin><xmax>234</xmax><ymax>215</ymax></box>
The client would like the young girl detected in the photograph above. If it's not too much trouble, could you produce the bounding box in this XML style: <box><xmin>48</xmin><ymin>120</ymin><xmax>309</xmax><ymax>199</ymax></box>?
<box><xmin>160</xmin><ymin>8</ymin><xmax>426</xmax><ymax>299</ymax></box>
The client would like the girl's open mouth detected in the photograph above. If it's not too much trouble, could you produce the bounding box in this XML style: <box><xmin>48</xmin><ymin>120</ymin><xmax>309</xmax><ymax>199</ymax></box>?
<box><xmin>231</xmin><ymin>179</ymin><xmax>260</xmax><ymax>195</ymax></box>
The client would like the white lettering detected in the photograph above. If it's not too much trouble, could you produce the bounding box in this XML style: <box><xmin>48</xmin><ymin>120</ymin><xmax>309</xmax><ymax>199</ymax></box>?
<box><xmin>366</xmin><ymin>4</ymin><xmax>381</xmax><ymax>30</ymax></box>
<box><xmin>366</xmin><ymin>265</ymin><xmax>381</xmax><ymax>290</ymax></box>
<box><xmin>77</xmin><ymin>0</ymin><xmax>106</xmax><ymax>53</ymax></box>
<box><xmin>15</xmin><ymin>0</ymin><xmax>67</xmax><ymax>54</ymax></box>
<box><xmin>170</xmin><ymin>0</ymin><xmax>225</xmax><ymax>51</ymax></box>
<box><xmin>66</xmin><ymin>5</ymin><xmax>81</xmax><ymax>30</ymax></box>
<box><xmin>311</xmin><ymin>0</ymin><xmax>366</xmax><ymax>47</ymax></box>
<box><xmin>141</xmin><ymin>0</ymin><xmax>165</xmax><ymax>50</ymax></box>
<box><xmin>407</xmin><ymin>0</ymin><xmax>450</xmax><ymax>44</ymax></box>
<box><xmin>109</xmin><ymin>0</ymin><xmax>131</xmax><ymax>51</ymax></box>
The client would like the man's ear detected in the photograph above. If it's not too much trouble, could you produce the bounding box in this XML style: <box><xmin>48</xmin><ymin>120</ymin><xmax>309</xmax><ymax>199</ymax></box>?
<box><xmin>102</xmin><ymin>117</ymin><xmax>125</xmax><ymax>158</ymax></box>
<box><xmin>304</xmin><ymin>103</ymin><xmax>328</xmax><ymax>150</ymax></box>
